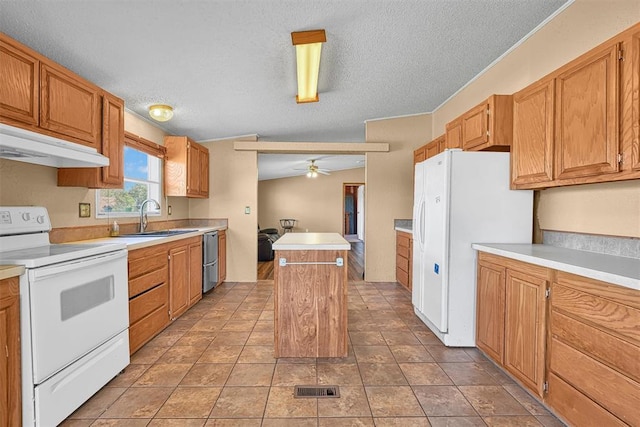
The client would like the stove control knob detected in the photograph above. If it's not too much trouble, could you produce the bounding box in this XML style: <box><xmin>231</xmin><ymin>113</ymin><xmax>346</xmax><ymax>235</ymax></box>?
<box><xmin>36</xmin><ymin>215</ymin><xmax>45</xmax><ymax>224</ymax></box>
<box><xmin>22</xmin><ymin>212</ymin><xmax>31</xmax><ymax>222</ymax></box>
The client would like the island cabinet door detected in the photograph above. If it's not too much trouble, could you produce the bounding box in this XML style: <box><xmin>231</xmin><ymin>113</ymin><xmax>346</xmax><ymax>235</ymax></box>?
<box><xmin>274</xmin><ymin>249</ymin><xmax>348</xmax><ymax>358</ymax></box>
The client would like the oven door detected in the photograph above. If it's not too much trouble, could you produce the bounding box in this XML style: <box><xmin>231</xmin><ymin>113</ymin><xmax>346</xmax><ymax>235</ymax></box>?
<box><xmin>28</xmin><ymin>250</ymin><xmax>128</xmax><ymax>384</ymax></box>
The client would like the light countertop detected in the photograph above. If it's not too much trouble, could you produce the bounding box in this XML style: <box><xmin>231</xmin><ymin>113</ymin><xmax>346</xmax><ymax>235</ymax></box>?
<box><xmin>472</xmin><ymin>243</ymin><xmax>640</xmax><ymax>291</ymax></box>
<box><xmin>75</xmin><ymin>226</ymin><xmax>226</xmax><ymax>250</ymax></box>
<box><xmin>272</xmin><ymin>232</ymin><xmax>350</xmax><ymax>250</ymax></box>
<box><xmin>0</xmin><ymin>265</ymin><xmax>25</xmax><ymax>280</ymax></box>
<box><xmin>395</xmin><ymin>227</ymin><xmax>412</xmax><ymax>234</ymax></box>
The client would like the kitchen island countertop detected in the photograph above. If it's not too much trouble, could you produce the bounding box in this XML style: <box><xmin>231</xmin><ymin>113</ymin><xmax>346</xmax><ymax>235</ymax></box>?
<box><xmin>272</xmin><ymin>232</ymin><xmax>350</xmax><ymax>250</ymax></box>
<box><xmin>472</xmin><ymin>243</ymin><xmax>640</xmax><ymax>291</ymax></box>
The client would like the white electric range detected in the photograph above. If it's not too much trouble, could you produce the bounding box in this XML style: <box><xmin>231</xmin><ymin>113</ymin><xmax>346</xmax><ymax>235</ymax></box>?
<box><xmin>0</xmin><ymin>206</ymin><xmax>130</xmax><ymax>426</ymax></box>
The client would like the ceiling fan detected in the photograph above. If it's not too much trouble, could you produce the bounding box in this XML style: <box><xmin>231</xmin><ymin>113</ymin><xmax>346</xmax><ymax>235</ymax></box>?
<box><xmin>294</xmin><ymin>159</ymin><xmax>332</xmax><ymax>177</ymax></box>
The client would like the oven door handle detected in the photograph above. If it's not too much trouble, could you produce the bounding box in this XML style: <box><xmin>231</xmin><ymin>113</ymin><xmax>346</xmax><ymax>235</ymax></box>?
<box><xmin>32</xmin><ymin>250</ymin><xmax>127</xmax><ymax>280</ymax></box>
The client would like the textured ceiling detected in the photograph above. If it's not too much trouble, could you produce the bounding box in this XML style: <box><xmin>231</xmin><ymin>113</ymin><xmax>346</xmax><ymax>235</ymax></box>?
<box><xmin>0</xmin><ymin>0</ymin><xmax>570</xmax><ymax>178</ymax></box>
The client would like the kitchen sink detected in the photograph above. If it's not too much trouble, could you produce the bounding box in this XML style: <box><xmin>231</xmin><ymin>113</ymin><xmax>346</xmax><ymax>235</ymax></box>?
<box><xmin>119</xmin><ymin>229</ymin><xmax>198</xmax><ymax>237</ymax></box>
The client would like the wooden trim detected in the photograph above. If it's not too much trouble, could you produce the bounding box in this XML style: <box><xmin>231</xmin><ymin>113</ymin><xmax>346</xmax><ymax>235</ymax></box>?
<box><xmin>234</xmin><ymin>141</ymin><xmax>389</xmax><ymax>153</ymax></box>
<box><xmin>291</xmin><ymin>30</ymin><xmax>326</xmax><ymax>45</ymax></box>
<box><xmin>124</xmin><ymin>131</ymin><xmax>166</xmax><ymax>158</ymax></box>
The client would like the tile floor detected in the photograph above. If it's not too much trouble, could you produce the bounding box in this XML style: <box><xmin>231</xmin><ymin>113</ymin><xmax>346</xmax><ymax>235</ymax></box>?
<box><xmin>62</xmin><ymin>281</ymin><xmax>566</xmax><ymax>426</ymax></box>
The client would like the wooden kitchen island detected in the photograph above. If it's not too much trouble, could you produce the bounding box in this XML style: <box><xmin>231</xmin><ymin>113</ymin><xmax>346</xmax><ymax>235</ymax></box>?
<box><xmin>272</xmin><ymin>232</ymin><xmax>350</xmax><ymax>358</ymax></box>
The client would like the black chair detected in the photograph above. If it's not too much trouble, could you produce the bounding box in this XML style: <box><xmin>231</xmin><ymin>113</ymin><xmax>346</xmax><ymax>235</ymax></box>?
<box><xmin>258</xmin><ymin>227</ymin><xmax>280</xmax><ymax>261</ymax></box>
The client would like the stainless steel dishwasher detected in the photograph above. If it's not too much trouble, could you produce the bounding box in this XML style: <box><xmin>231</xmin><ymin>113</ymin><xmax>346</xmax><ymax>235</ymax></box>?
<box><xmin>203</xmin><ymin>231</ymin><xmax>219</xmax><ymax>293</ymax></box>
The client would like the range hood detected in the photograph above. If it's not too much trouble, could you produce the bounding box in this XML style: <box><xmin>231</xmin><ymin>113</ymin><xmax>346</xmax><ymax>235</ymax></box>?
<box><xmin>0</xmin><ymin>123</ymin><xmax>109</xmax><ymax>168</ymax></box>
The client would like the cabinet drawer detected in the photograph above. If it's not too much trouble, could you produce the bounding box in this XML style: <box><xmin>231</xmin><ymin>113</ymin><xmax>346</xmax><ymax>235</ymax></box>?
<box><xmin>551</xmin><ymin>310</ymin><xmax>640</xmax><ymax>383</ymax></box>
<box><xmin>128</xmin><ymin>244</ymin><xmax>167</xmax><ymax>280</ymax></box>
<box><xmin>129</xmin><ymin>282</ymin><xmax>168</xmax><ymax>325</ymax></box>
<box><xmin>129</xmin><ymin>265</ymin><xmax>167</xmax><ymax>298</ymax></box>
<box><xmin>396</xmin><ymin>267</ymin><xmax>409</xmax><ymax>288</ymax></box>
<box><xmin>397</xmin><ymin>233</ymin><xmax>411</xmax><ymax>247</ymax></box>
<box><xmin>550</xmin><ymin>337</ymin><xmax>640</xmax><ymax>425</ymax></box>
<box><xmin>552</xmin><ymin>282</ymin><xmax>640</xmax><ymax>345</ymax></box>
<box><xmin>129</xmin><ymin>286</ymin><xmax>169</xmax><ymax>354</ymax></box>
<box><xmin>546</xmin><ymin>372</ymin><xmax>626</xmax><ymax>427</ymax></box>
<box><xmin>396</xmin><ymin>254</ymin><xmax>409</xmax><ymax>273</ymax></box>
<box><xmin>397</xmin><ymin>244</ymin><xmax>410</xmax><ymax>259</ymax></box>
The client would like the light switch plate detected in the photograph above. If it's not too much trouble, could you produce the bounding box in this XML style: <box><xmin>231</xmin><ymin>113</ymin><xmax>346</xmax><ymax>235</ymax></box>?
<box><xmin>79</xmin><ymin>203</ymin><xmax>91</xmax><ymax>218</ymax></box>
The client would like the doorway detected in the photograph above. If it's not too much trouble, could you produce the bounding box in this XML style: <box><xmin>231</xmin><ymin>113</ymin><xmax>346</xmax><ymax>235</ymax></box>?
<box><xmin>343</xmin><ymin>182</ymin><xmax>365</xmax><ymax>281</ymax></box>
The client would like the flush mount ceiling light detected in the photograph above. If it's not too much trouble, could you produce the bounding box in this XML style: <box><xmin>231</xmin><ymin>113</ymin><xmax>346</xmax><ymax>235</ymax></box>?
<box><xmin>291</xmin><ymin>29</ymin><xmax>326</xmax><ymax>103</ymax></box>
<box><xmin>148</xmin><ymin>104</ymin><xmax>174</xmax><ymax>122</ymax></box>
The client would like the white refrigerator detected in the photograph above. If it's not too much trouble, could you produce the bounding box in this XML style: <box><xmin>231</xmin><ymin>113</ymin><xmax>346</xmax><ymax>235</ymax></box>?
<box><xmin>412</xmin><ymin>149</ymin><xmax>532</xmax><ymax>346</ymax></box>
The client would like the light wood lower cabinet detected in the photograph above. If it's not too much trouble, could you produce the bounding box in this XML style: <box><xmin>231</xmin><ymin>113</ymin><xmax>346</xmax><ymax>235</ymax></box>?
<box><xmin>218</xmin><ymin>230</ymin><xmax>227</xmax><ymax>284</ymax></box>
<box><xmin>475</xmin><ymin>253</ymin><xmax>549</xmax><ymax>397</ymax></box>
<box><xmin>476</xmin><ymin>251</ymin><xmax>640</xmax><ymax>425</ymax></box>
<box><xmin>547</xmin><ymin>272</ymin><xmax>640</xmax><ymax>426</ymax></box>
<box><xmin>274</xmin><ymin>249</ymin><xmax>348</xmax><ymax>358</ymax></box>
<box><xmin>0</xmin><ymin>276</ymin><xmax>21</xmax><ymax>427</ymax></box>
<box><xmin>169</xmin><ymin>236</ymin><xmax>202</xmax><ymax>320</ymax></box>
<box><xmin>395</xmin><ymin>231</ymin><xmax>412</xmax><ymax>291</ymax></box>
<box><xmin>128</xmin><ymin>236</ymin><xmax>204</xmax><ymax>354</ymax></box>
<box><xmin>128</xmin><ymin>244</ymin><xmax>170</xmax><ymax>354</ymax></box>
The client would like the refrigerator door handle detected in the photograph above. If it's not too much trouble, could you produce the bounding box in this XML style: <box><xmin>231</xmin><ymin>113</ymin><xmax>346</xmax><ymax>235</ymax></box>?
<box><xmin>419</xmin><ymin>198</ymin><xmax>426</xmax><ymax>248</ymax></box>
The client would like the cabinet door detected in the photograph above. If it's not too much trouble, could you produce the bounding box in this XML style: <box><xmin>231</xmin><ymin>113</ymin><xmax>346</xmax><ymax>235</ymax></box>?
<box><xmin>0</xmin><ymin>36</ymin><xmax>39</xmax><ymax>126</ymax></box>
<box><xmin>631</xmin><ymin>28</ymin><xmax>640</xmax><ymax>171</ymax></box>
<box><xmin>40</xmin><ymin>63</ymin><xmax>101</xmax><ymax>148</ymax></box>
<box><xmin>446</xmin><ymin>118</ymin><xmax>462</xmax><ymax>149</ymax></box>
<box><xmin>414</xmin><ymin>146</ymin><xmax>426</xmax><ymax>164</ymax></box>
<box><xmin>436</xmin><ymin>135</ymin><xmax>446</xmax><ymax>153</ymax></box>
<box><xmin>476</xmin><ymin>260</ymin><xmax>506</xmax><ymax>364</ymax></box>
<box><xmin>100</xmin><ymin>93</ymin><xmax>124</xmax><ymax>186</ymax></box>
<box><xmin>199</xmin><ymin>145</ymin><xmax>209</xmax><ymax>197</ymax></box>
<box><xmin>189</xmin><ymin>240</ymin><xmax>203</xmax><ymax>306</ymax></box>
<box><xmin>512</xmin><ymin>78</ymin><xmax>555</xmax><ymax>186</ymax></box>
<box><xmin>169</xmin><ymin>244</ymin><xmax>190</xmax><ymax>319</ymax></box>
<box><xmin>0</xmin><ymin>277</ymin><xmax>21</xmax><ymax>427</ymax></box>
<box><xmin>187</xmin><ymin>141</ymin><xmax>200</xmax><ymax>197</ymax></box>
<box><xmin>462</xmin><ymin>103</ymin><xmax>488</xmax><ymax>150</ymax></box>
<box><xmin>504</xmin><ymin>269</ymin><xmax>547</xmax><ymax>397</ymax></box>
<box><xmin>218</xmin><ymin>231</ymin><xmax>227</xmax><ymax>283</ymax></box>
<box><xmin>425</xmin><ymin>140</ymin><xmax>439</xmax><ymax>159</ymax></box>
<box><xmin>555</xmin><ymin>43</ymin><xmax>620</xmax><ymax>179</ymax></box>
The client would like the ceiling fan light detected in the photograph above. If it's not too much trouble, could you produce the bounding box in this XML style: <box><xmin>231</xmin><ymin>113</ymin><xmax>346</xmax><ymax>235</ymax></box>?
<box><xmin>312</xmin><ymin>171</ymin><xmax>318</xmax><ymax>178</ymax></box>
<box><xmin>148</xmin><ymin>104</ymin><xmax>174</xmax><ymax>122</ymax></box>
<box><xmin>306</xmin><ymin>171</ymin><xmax>312</xmax><ymax>178</ymax></box>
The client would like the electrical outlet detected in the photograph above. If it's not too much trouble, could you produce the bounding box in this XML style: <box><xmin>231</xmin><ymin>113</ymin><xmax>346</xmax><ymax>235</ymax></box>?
<box><xmin>168</xmin><ymin>205</ymin><xmax>172</xmax><ymax>215</ymax></box>
<box><xmin>78</xmin><ymin>203</ymin><xmax>90</xmax><ymax>218</ymax></box>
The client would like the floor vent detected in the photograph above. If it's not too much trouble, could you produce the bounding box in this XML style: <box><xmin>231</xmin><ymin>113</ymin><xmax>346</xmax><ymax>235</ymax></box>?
<box><xmin>294</xmin><ymin>385</ymin><xmax>340</xmax><ymax>398</ymax></box>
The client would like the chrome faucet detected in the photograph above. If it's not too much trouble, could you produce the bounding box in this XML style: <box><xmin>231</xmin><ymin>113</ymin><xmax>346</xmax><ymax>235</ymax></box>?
<box><xmin>139</xmin><ymin>198</ymin><xmax>160</xmax><ymax>233</ymax></box>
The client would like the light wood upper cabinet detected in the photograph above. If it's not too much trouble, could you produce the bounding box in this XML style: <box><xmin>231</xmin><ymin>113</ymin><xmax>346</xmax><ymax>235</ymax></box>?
<box><xmin>165</xmin><ymin>135</ymin><xmax>210</xmax><ymax>198</ymax></box>
<box><xmin>425</xmin><ymin>139</ymin><xmax>439</xmax><ymax>159</ymax></box>
<box><xmin>40</xmin><ymin>62</ymin><xmax>101</xmax><ymax>149</ymax></box>
<box><xmin>57</xmin><ymin>92</ymin><xmax>125</xmax><ymax>188</ymax></box>
<box><xmin>0</xmin><ymin>34</ymin><xmax>39</xmax><ymax>126</ymax></box>
<box><xmin>555</xmin><ymin>43</ymin><xmax>620</xmax><ymax>180</ymax></box>
<box><xmin>445</xmin><ymin>117</ymin><xmax>462</xmax><ymax>149</ymax></box>
<box><xmin>631</xmin><ymin>27</ymin><xmax>640</xmax><ymax>171</ymax></box>
<box><xmin>476</xmin><ymin>260</ymin><xmax>506</xmax><ymax>365</ymax></box>
<box><xmin>512</xmin><ymin>77</ymin><xmax>555</xmax><ymax>186</ymax></box>
<box><xmin>0</xmin><ymin>276</ymin><xmax>21</xmax><ymax>427</ymax></box>
<box><xmin>504</xmin><ymin>268</ymin><xmax>548</xmax><ymax>397</ymax></box>
<box><xmin>413</xmin><ymin>146</ymin><xmax>426</xmax><ymax>165</ymax></box>
<box><xmin>461</xmin><ymin>95</ymin><xmax>513</xmax><ymax>151</ymax></box>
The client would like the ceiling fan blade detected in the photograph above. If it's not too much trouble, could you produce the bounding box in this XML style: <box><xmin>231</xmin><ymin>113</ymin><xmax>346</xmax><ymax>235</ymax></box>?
<box><xmin>317</xmin><ymin>170</ymin><xmax>331</xmax><ymax>175</ymax></box>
